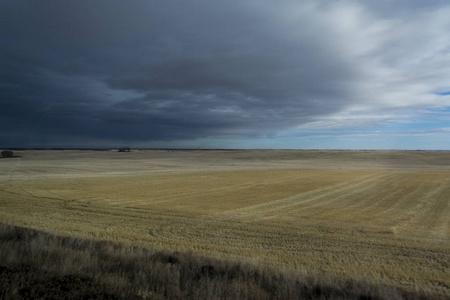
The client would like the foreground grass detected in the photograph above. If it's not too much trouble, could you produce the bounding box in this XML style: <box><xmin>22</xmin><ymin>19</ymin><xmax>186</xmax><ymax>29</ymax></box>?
<box><xmin>1</xmin><ymin>169</ymin><xmax>449</xmax><ymax>296</ymax></box>
<box><xmin>1</xmin><ymin>223</ymin><xmax>444</xmax><ymax>300</ymax></box>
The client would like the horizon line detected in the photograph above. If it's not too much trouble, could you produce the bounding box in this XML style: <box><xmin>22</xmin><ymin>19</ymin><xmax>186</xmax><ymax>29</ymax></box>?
<box><xmin>2</xmin><ymin>147</ymin><xmax>450</xmax><ymax>152</ymax></box>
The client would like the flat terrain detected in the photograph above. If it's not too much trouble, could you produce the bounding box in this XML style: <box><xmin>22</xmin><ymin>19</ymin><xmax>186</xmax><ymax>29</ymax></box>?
<box><xmin>1</xmin><ymin>150</ymin><xmax>449</xmax><ymax>296</ymax></box>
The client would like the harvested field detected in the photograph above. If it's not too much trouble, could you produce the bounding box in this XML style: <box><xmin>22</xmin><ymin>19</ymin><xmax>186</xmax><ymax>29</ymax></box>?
<box><xmin>0</xmin><ymin>150</ymin><xmax>449</xmax><ymax>297</ymax></box>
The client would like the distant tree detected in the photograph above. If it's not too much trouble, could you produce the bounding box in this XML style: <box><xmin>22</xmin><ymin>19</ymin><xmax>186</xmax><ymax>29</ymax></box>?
<box><xmin>1</xmin><ymin>150</ymin><xmax>14</xmax><ymax>158</ymax></box>
<box><xmin>118</xmin><ymin>146</ymin><xmax>131</xmax><ymax>152</ymax></box>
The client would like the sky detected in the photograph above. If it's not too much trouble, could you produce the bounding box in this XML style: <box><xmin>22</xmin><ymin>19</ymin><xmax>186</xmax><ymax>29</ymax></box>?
<box><xmin>1</xmin><ymin>0</ymin><xmax>450</xmax><ymax>150</ymax></box>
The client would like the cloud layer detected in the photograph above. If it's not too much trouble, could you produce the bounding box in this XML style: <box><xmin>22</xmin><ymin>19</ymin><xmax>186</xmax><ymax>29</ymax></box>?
<box><xmin>1</xmin><ymin>0</ymin><xmax>449</xmax><ymax>148</ymax></box>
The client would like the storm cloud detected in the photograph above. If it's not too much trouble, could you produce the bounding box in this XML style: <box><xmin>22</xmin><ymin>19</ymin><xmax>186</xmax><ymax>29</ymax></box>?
<box><xmin>1</xmin><ymin>0</ymin><xmax>449</xmax><ymax>148</ymax></box>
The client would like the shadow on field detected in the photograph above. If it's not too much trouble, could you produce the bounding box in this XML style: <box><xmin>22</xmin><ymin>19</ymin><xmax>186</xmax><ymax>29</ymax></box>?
<box><xmin>0</xmin><ymin>223</ymin><xmax>444</xmax><ymax>300</ymax></box>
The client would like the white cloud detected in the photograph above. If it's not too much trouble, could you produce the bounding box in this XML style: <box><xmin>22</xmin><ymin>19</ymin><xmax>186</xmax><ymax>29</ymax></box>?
<box><xmin>291</xmin><ymin>2</ymin><xmax>450</xmax><ymax>131</ymax></box>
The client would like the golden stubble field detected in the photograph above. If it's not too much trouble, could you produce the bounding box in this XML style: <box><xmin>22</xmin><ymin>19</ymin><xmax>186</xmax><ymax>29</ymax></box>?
<box><xmin>0</xmin><ymin>150</ymin><xmax>449</xmax><ymax>296</ymax></box>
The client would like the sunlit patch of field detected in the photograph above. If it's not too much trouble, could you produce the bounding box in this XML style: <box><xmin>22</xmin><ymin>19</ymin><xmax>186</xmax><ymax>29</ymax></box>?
<box><xmin>1</xmin><ymin>152</ymin><xmax>449</xmax><ymax>296</ymax></box>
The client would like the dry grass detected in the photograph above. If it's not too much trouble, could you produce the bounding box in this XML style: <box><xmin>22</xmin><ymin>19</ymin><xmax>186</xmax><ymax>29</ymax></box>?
<box><xmin>0</xmin><ymin>150</ymin><xmax>449</xmax><ymax>297</ymax></box>
<box><xmin>0</xmin><ymin>223</ymin><xmax>443</xmax><ymax>299</ymax></box>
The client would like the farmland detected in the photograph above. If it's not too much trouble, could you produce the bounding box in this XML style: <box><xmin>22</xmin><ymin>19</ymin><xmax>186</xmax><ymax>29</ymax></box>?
<box><xmin>0</xmin><ymin>150</ymin><xmax>449</xmax><ymax>297</ymax></box>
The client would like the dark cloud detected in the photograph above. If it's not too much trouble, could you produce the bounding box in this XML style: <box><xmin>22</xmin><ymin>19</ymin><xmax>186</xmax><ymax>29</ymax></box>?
<box><xmin>0</xmin><ymin>0</ymin><xmax>449</xmax><ymax>147</ymax></box>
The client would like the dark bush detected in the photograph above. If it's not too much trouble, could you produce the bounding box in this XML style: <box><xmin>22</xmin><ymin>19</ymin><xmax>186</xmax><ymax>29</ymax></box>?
<box><xmin>1</xmin><ymin>150</ymin><xmax>14</xmax><ymax>158</ymax></box>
